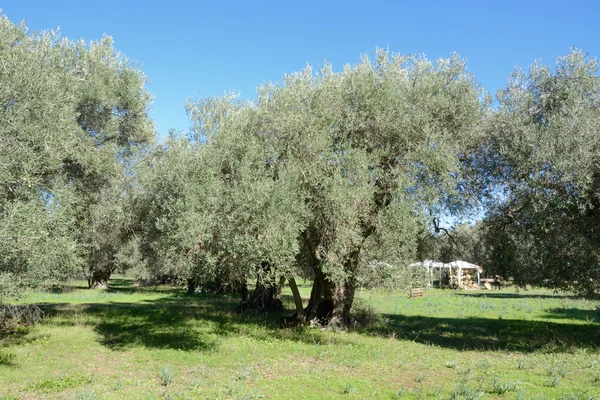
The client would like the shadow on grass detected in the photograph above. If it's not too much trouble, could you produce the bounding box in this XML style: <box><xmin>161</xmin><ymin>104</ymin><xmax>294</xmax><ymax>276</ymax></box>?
<box><xmin>37</xmin><ymin>291</ymin><xmax>346</xmax><ymax>351</ymax></box>
<box><xmin>455</xmin><ymin>292</ymin><xmax>573</xmax><ymax>300</ymax></box>
<box><xmin>367</xmin><ymin>313</ymin><xmax>600</xmax><ymax>352</ymax></box>
<box><xmin>29</xmin><ymin>280</ymin><xmax>600</xmax><ymax>354</ymax></box>
<box><xmin>104</xmin><ymin>278</ymin><xmax>184</xmax><ymax>296</ymax></box>
<box><xmin>545</xmin><ymin>307</ymin><xmax>600</xmax><ymax>324</ymax></box>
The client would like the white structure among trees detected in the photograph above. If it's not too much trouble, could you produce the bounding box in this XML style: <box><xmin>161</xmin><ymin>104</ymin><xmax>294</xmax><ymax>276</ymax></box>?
<box><xmin>411</xmin><ymin>260</ymin><xmax>482</xmax><ymax>289</ymax></box>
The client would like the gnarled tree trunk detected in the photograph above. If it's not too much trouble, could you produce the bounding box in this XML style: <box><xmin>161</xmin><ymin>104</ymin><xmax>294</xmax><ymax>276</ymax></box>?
<box><xmin>299</xmin><ymin>266</ymin><xmax>357</xmax><ymax>328</ymax></box>
<box><xmin>88</xmin><ymin>268</ymin><xmax>114</xmax><ymax>289</ymax></box>
<box><xmin>237</xmin><ymin>275</ymin><xmax>285</xmax><ymax>313</ymax></box>
<box><xmin>290</xmin><ymin>231</ymin><xmax>360</xmax><ymax>328</ymax></box>
<box><xmin>186</xmin><ymin>278</ymin><xmax>197</xmax><ymax>294</ymax></box>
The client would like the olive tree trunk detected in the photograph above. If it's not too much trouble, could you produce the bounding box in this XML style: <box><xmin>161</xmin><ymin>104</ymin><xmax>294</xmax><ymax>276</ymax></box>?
<box><xmin>88</xmin><ymin>268</ymin><xmax>114</xmax><ymax>289</ymax></box>
<box><xmin>237</xmin><ymin>275</ymin><xmax>285</xmax><ymax>313</ymax></box>
<box><xmin>300</xmin><ymin>266</ymin><xmax>357</xmax><ymax>328</ymax></box>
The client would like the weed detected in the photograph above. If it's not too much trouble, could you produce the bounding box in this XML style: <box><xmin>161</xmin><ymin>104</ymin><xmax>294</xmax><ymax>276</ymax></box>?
<box><xmin>351</xmin><ymin>299</ymin><xmax>382</xmax><ymax>327</ymax></box>
<box><xmin>342</xmin><ymin>382</ymin><xmax>358</xmax><ymax>394</ymax></box>
<box><xmin>490</xmin><ymin>378</ymin><xmax>517</xmax><ymax>394</ymax></box>
<box><xmin>476</xmin><ymin>359</ymin><xmax>490</xmax><ymax>373</ymax></box>
<box><xmin>445</xmin><ymin>360</ymin><xmax>458</xmax><ymax>368</ymax></box>
<box><xmin>160</xmin><ymin>366</ymin><xmax>174</xmax><ymax>387</ymax></box>
<box><xmin>237</xmin><ymin>366</ymin><xmax>253</xmax><ymax>382</ymax></box>
<box><xmin>450</xmin><ymin>376</ymin><xmax>483</xmax><ymax>400</ymax></box>
<box><xmin>27</xmin><ymin>373</ymin><xmax>89</xmax><ymax>393</ymax></box>
<box><xmin>238</xmin><ymin>388</ymin><xmax>264</xmax><ymax>399</ymax></box>
<box><xmin>0</xmin><ymin>351</ymin><xmax>16</xmax><ymax>365</ymax></box>
<box><xmin>561</xmin><ymin>390</ymin><xmax>594</xmax><ymax>400</ymax></box>
<box><xmin>416</xmin><ymin>373</ymin><xmax>425</xmax><ymax>383</ymax></box>
<box><xmin>516</xmin><ymin>388</ymin><xmax>528</xmax><ymax>400</ymax></box>
<box><xmin>75</xmin><ymin>389</ymin><xmax>99</xmax><ymax>400</ymax></box>
<box><xmin>517</xmin><ymin>356</ymin><xmax>532</xmax><ymax>369</ymax></box>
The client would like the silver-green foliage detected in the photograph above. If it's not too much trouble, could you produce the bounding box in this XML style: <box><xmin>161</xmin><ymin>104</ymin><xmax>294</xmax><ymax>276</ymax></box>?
<box><xmin>0</xmin><ymin>16</ymin><xmax>153</xmax><ymax>297</ymax></box>
<box><xmin>484</xmin><ymin>49</ymin><xmax>600</xmax><ymax>296</ymax></box>
<box><xmin>142</xmin><ymin>49</ymin><xmax>483</xmax><ymax>323</ymax></box>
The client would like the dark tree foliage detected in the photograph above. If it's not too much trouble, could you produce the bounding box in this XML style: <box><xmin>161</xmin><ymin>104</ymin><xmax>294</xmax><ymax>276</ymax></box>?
<box><xmin>482</xmin><ymin>49</ymin><xmax>600</xmax><ymax>297</ymax></box>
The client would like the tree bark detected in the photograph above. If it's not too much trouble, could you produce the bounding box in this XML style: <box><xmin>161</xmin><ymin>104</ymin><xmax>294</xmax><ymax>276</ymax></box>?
<box><xmin>186</xmin><ymin>278</ymin><xmax>196</xmax><ymax>294</ymax></box>
<box><xmin>293</xmin><ymin>266</ymin><xmax>358</xmax><ymax>328</ymax></box>
<box><xmin>88</xmin><ymin>268</ymin><xmax>113</xmax><ymax>289</ymax></box>
<box><xmin>288</xmin><ymin>277</ymin><xmax>304</xmax><ymax>320</ymax></box>
<box><xmin>236</xmin><ymin>275</ymin><xmax>285</xmax><ymax>313</ymax></box>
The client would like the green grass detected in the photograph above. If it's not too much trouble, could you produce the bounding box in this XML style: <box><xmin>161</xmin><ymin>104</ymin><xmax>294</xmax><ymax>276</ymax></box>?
<box><xmin>1</xmin><ymin>277</ymin><xmax>600</xmax><ymax>399</ymax></box>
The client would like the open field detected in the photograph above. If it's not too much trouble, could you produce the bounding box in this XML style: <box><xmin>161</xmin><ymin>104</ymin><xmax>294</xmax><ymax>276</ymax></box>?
<box><xmin>1</xmin><ymin>278</ymin><xmax>600</xmax><ymax>399</ymax></box>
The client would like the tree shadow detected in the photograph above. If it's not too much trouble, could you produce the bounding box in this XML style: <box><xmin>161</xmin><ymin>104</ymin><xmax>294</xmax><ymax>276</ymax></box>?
<box><xmin>368</xmin><ymin>313</ymin><xmax>600</xmax><ymax>352</ymax></box>
<box><xmin>455</xmin><ymin>292</ymin><xmax>573</xmax><ymax>300</ymax></box>
<box><xmin>38</xmin><ymin>295</ymin><xmax>233</xmax><ymax>351</ymax></box>
<box><xmin>103</xmin><ymin>278</ymin><xmax>185</xmax><ymax>296</ymax></box>
<box><xmin>35</xmin><ymin>293</ymin><xmax>358</xmax><ymax>353</ymax></box>
<box><xmin>545</xmin><ymin>307</ymin><xmax>600</xmax><ymax>324</ymax></box>
<box><xmin>29</xmin><ymin>286</ymin><xmax>600</xmax><ymax>355</ymax></box>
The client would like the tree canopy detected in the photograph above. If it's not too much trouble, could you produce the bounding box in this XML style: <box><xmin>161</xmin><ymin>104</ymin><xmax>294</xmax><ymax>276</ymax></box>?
<box><xmin>0</xmin><ymin>16</ymin><xmax>153</xmax><ymax>297</ymax></box>
<box><xmin>134</xmin><ymin>49</ymin><xmax>484</xmax><ymax>326</ymax></box>
<box><xmin>481</xmin><ymin>49</ymin><xmax>600</xmax><ymax>296</ymax></box>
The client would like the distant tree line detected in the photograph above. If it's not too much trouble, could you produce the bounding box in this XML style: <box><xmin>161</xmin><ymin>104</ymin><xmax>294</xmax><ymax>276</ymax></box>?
<box><xmin>1</xmin><ymin>15</ymin><xmax>598</xmax><ymax>327</ymax></box>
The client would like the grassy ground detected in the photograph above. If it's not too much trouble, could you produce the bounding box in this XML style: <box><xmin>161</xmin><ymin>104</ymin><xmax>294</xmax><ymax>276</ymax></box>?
<box><xmin>1</xmin><ymin>278</ymin><xmax>600</xmax><ymax>399</ymax></box>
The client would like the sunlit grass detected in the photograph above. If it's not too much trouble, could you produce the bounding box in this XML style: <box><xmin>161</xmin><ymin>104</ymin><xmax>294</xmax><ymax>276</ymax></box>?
<box><xmin>1</xmin><ymin>277</ymin><xmax>599</xmax><ymax>399</ymax></box>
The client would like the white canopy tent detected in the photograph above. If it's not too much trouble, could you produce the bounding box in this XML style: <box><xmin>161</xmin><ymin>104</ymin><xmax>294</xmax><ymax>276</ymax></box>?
<box><xmin>448</xmin><ymin>260</ymin><xmax>482</xmax><ymax>289</ymax></box>
<box><xmin>410</xmin><ymin>260</ymin><xmax>483</xmax><ymax>289</ymax></box>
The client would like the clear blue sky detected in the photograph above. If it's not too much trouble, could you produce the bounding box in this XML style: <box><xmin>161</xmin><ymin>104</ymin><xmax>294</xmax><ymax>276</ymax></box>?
<box><xmin>3</xmin><ymin>1</ymin><xmax>599</xmax><ymax>138</ymax></box>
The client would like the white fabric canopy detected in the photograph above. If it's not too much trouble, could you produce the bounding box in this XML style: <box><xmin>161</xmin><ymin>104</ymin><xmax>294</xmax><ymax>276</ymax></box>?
<box><xmin>410</xmin><ymin>260</ymin><xmax>483</xmax><ymax>289</ymax></box>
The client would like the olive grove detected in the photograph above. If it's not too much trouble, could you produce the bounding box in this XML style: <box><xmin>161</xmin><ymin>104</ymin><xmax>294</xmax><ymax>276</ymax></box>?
<box><xmin>3</xmin><ymin>12</ymin><xmax>600</xmax><ymax>327</ymax></box>
<box><xmin>135</xmin><ymin>50</ymin><xmax>485</xmax><ymax>327</ymax></box>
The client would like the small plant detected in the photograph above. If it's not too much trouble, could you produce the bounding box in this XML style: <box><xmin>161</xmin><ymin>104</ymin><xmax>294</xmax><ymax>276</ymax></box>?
<box><xmin>516</xmin><ymin>388</ymin><xmax>528</xmax><ymax>400</ymax></box>
<box><xmin>517</xmin><ymin>356</ymin><xmax>528</xmax><ymax>369</ymax></box>
<box><xmin>490</xmin><ymin>378</ymin><xmax>517</xmax><ymax>394</ymax></box>
<box><xmin>0</xmin><ymin>351</ymin><xmax>16</xmax><ymax>365</ymax></box>
<box><xmin>445</xmin><ymin>360</ymin><xmax>458</xmax><ymax>368</ymax></box>
<box><xmin>416</xmin><ymin>373</ymin><xmax>425</xmax><ymax>383</ymax></box>
<box><xmin>160</xmin><ymin>366</ymin><xmax>174</xmax><ymax>387</ymax></box>
<box><xmin>549</xmin><ymin>375</ymin><xmax>560</xmax><ymax>387</ymax></box>
<box><xmin>237</xmin><ymin>366</ymin><xmax>253</xmax><ymax>382</ymax></box>
<box><xmin>395</xmin><ymin>387</ymin><xmax>406</xmax><ymax>398</ymax></box>
<box><xmin>29</xmin><ymin>373</ymin><xmax>89</xmax><ymax>393</ymax></box>
<box><xmin>560</xmin><ymin>390</ymin><xmax>594</xmax><ymax>400</ymax></box>
<box><xmin>351</xmin><ymin>300</ymin><xmax>382</xmax><ymax>328</ymax></box>
<box><xmin>451</xmin><ymin>376</ymin><xmax>483</xmax><ymax>400</ymax></box>
<box><xmin>476</xmin><ymin>359</ymin><xmax>490</xmax><ymax>373</ymax></box>
<box><xmin>75</xmin><ymin>389</ymin><xmax>99</xmax><ymax>400</ymax></box>
<box><xmin>342</xmin><ymin>382</ymin><xmax>358</xmax><ymax>394</ymax></box>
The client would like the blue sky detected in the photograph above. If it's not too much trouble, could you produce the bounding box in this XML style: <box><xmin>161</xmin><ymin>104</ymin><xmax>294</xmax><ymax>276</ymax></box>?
<box><xmin>3</xmin><ymin>1</ymin><xmax>599</xmax><ymax>138</ymax></box>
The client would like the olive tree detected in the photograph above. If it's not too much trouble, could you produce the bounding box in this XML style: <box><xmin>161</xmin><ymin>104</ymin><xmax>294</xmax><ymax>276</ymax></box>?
<box><xmin>483</xmin><ymin>49</ymin><xmax>600</xmax><ymax>296</ymax></box>
<box><xmin>183</xmin><ymin>49</ymin><xmax>484</xmax><ymax>327</ymax></box>
<box><xmin>0</xmin><ymin>15</ymin><xmax>153</xmax><ymax>297</ymax></box>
